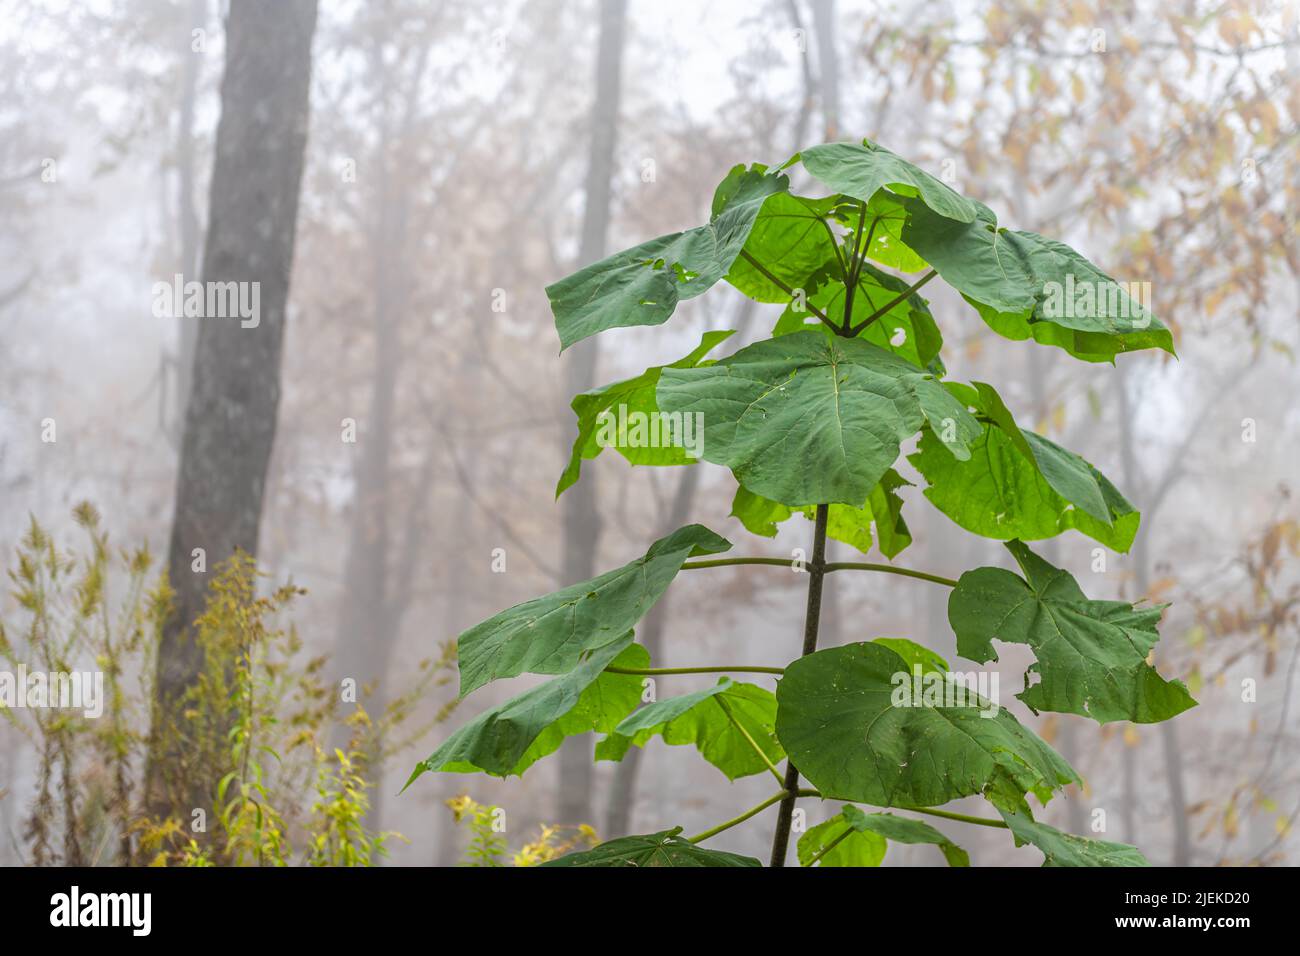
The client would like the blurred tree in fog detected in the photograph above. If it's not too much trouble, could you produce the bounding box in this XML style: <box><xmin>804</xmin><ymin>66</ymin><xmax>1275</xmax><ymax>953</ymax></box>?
<box><xmin>149</xmin><ymin>0</ymin><xmax>319</xmax><ymax>821</ymax></box>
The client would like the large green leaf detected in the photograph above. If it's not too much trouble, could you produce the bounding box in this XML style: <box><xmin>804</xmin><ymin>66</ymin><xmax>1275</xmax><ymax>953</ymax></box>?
<box><xmin>539</xmin><ymin>827</ymin><xmax>762</xmax><ymax>867</ymax></box>
<box><xmin>658</xmin><ymin>330</ymin><xmax>979</xmax><ymax>507</ymax></box>
<box><xmin>775</xmin><ymin>642</ymin><xmax>1078</xmax><ymax>812</ymax></box>
<box><xmin>949</xmin><ymin>541</ymin><xmax>1196</xmax><ymax>724</ymax></box>
<box><xmin>406</xmin><ymin>639</ymin><xmax>645</xmax><ymax>782</ymax></box>
<box><xmin>998</xmin><ymin>806</ymin><xmax>1149</xmax><ymax>866</ymax></box>
<box><xmin>801</xmin><ymin>140</ymin><xmax>978</xmax><ymax>224</ymax></box>
<box><xmin>556</xmin><ymin>330</ymin><xmax>735</xmax><ymax>496</ymax></box>
<box><xmin>798</xmin><ymin>805</ymin><xmax>969</xmax><ymax>867</ymax></box>
<box><xmin>902</xmin><ymin>200</ymin><xmax>1174</xmax><ymax>362</ymax></box>
<box><xmin>595</xmin><ymin>678</ymin><xmax>782</xmax><ymax>781</ymax></box>
<box><xmin>456</xmin><ymin>524</ymin><xmax>730</xmax><ymax>695</ymax></box>
<box><xmin>979</xmin><ymin>230</ymin><xmax>1176</xmax><ymax>361</ymax></box>
<box><xmin>729</xmin><ymin>470</ymin><xmax>913</xmax><ymax>559</ymax></box>
<box><xmin>547</xmin><ymin>164</ymin><xmax>788</xmax><ymax>350</ymax></box>
<box><xmin>909</xmin><ymin>383</ymin><xmax>1139</xmax><ymax>552</ymax></box>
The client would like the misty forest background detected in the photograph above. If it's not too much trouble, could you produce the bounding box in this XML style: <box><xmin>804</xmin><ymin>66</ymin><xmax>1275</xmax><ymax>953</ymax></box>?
<box><xmin>1</xmin><ymin>0</ymin><xmax>1298</xmax><ymax>866</ymax></box>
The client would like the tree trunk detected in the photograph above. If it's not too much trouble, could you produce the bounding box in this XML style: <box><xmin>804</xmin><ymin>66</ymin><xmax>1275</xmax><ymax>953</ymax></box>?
<box><xmin>147</xmin><ymin>0</ymin><xmax>318</xmax><ymax>821</ymax></box>
<box><xmin>173</xmin><ymin>0</ymin><xmax>207</xmax><ymax>435</ymax></box>
<box><xmin>556</xmin><ymin>0</ymin><xmax>627</xmax><ymax>827</ymax></box>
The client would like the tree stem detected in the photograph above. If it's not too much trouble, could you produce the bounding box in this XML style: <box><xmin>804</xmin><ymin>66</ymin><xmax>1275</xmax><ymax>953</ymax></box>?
<box><xmin>768</xmin><ymin>503</ymin><xmax>830</xmax><ymax>867</ymax></box>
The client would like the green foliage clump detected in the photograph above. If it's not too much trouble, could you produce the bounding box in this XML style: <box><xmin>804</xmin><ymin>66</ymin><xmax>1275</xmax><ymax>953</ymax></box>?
<box><xmin>408</xmin><ymin>140</ymin><xmax>1196</xmax><ymax>867</ymax></box>
<box><xmin>0</xmin><ymin>506</ymin><xmax>454</xmax><ymax>866</ymax></box>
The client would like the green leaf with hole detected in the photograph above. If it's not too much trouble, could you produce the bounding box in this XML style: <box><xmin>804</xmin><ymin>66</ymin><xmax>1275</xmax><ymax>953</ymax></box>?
<box><xmin>949</xmin><ymin>540</ymin><xmax>1196</xmax><ymax>724</ymax></box>
<box><xmin>406</xmin><ymin>639</ymin><xmax>645</xmax><ymax>782</ymax></box>
<box><xmin>775</xmin><ymin>641</ymin><xmax>1078</xmax><ymax>812</ymax></box>
<box><xmin>557</xmin><ymin>330</ymin><xmax>735</xmax><ymax>496</ymax></box>
<box><xmin>547</xmin><ymin>164</ymin><xmax>788</xmax><ymax>350</ymax></box>
<box><xmin>658</xmin><ymin>330</ymin><xmax>978</xmax><ymax>507</ymax></box>
<box><xmin>595</xmin><ymin>678</ymin><xmax>782</xmax><ymax>781</ymax></box>
<box><xmin>998</xmin><ymin>806</ymin><xmax>1149</xmax><ymax>866</ymax></box>
<box><xmin>456</xmin><ymin>524</ymin><xmax>730</xmax><ymax>695</ymax></box>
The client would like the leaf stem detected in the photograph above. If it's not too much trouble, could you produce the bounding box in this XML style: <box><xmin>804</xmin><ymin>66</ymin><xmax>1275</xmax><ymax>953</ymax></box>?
<box><xmin>682</xmin><ymin>555</ymin><xmax>957</xmax><ymax>588</ymax></box>
<box><xmin>823</xmin><ymin>561</ymin><xmax>958</xmax><ymax>588</ymax></box>
<box><xmin>605</xmin><ymin>664</ymin><xmax>785</xmax><ymax>676</ymax></box>
<box><xmin>687</xmin><ymin>790</ymin><xmax>788</xmax><ymax>844</ymax></box>
<box><xmin>712</xmin><ymin>695</ymin><xmax>785</xmax><ymax>785</ymax></box>
<box><xmin>795</xmin><ymin>789</ymin><xmax>1009</xmax><ymax>829</ymax></box>
<box><xmin>769</xmin><ymin>503</ymin><xmax>830</xmax><ymax>866</ymax></box>
<box><xmin>738</xmin><ymin>249</ymin><xmax>837</xmax><ymax>333</ymax></box>
<box><xmin>682</xmin><ymin>556</ymin><xmax>801</xmax><ymax>570</ymax></box>
<box><xmin>902</xmin><ymin>806</ymin><xmax>1009</xmax><ymax>829</ymax></box>
<box><xmin>847</xmin><ymin>269</ymin><xmax>937</xmax><ymax>337</ymax></box>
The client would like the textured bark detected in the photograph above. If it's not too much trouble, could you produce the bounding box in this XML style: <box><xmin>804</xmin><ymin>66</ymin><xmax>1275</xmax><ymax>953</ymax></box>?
<box><xmin>148</xmin><ymin>0</ymin><xmax>318</xmax><ymax>818</ymax></box>
<box><xmin>173</xmin><ymin>0</ymin><xmax>206</xmax><ymax>433</ymax></box>
<box><xmin>556</xmin><ymin>0</ymin><xmax>627</xmax><ymax>827</ymax></box>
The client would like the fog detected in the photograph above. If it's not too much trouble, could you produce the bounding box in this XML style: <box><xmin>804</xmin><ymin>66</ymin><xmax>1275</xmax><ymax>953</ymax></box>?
<box><xmin>0</xmin><ymin>0</ymin><xmax>1296</xmax><ymax>867</ymax></box>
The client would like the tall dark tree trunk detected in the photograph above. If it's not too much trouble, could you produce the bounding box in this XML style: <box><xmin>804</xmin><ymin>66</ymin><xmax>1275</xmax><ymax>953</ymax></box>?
<box><xmin>173</xmin><ymin>0</ymin><xmax>207</xmax><ymax>434</ymax></box>
<box><xmin>147</xmin><ymin>0</ymin><xmax>318</xmax><ymax>820</ymax></box>
<box><xmin>556</xmin><ymin>0</ymin><xmax>627</xmax><ymax>827</ymax></box>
